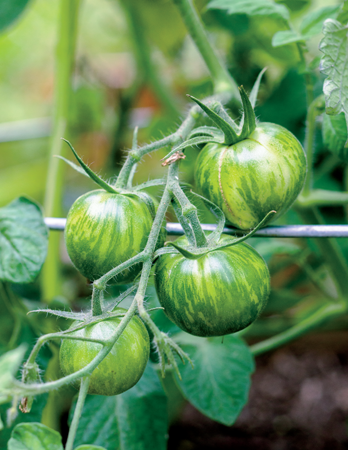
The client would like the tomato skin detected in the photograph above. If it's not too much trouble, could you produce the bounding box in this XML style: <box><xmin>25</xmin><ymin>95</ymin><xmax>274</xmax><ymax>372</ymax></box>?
<box><xmin>194</xmin><ymin>123</ymin><xmax>307</xmax><ymax>229</ymax></box>
<box><xmin>65</xmin><ymin>190</ymin><xmax>165</xmax><ymax>284</ymax></box>
<box><xmin>59</xmin><ymin>309</ymin><xmax>150</xmax><ymax>396</ymax></box>
<box><xmin>154</xmin><ymin>236</ymin><xmax>270</xmax><ymax>337</ymax></box>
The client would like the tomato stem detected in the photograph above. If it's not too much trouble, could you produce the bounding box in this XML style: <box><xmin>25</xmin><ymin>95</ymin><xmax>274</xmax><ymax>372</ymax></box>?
<box><xmin>169</xmin><ymin>182</ymin><xmax>208</xmax><ymax>248</ymax></box>
<box><xmin>119</xmin><ymin>0</ymin><xmax>181</xmax><ymax>118</ymax></box>
<box><xmin>41</xmin><ymin>0</ymin><xmax>80</xmax><ymax>302</ymax></box>
<box><xmin>91</xmin><ymin>288</ymin><xmax>103</xmax><ymax>316</ymax></box>
<box><xmin>172</xmin><ymin>0</ymin><xmax>239</xmax><ymax>98</ymax></box>
<box><xmin>301</xmin><ymin>96</ymin><xmax>325</xmax><ymax>197</ymax></box>
<box><xmin>65</xmin><ymin>376</ymin><xmax>90</xmax><ymax>450</ymax></box>
<box><xmin>294</xmin><ymin>206</ymin><xmax>348</xmax><ymax>299</ymax></box>
<box><xmin>250</xmin><ymin>301</ymin><xmax>347</xmax><ymax>356</ymax></box>
<box><xmin>115</xmin><ymin>92</ymin><xmax>232</xmax><ymax>189</ymax></box>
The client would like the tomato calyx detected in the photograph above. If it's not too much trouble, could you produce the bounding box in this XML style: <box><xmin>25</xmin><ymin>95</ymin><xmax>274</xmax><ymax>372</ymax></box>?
<box><xmin>154</xmin><ymin>210</ymin><xmax>276</xmax><ymax>261</ymax></box>
<box><xmin>162</xmin><ymin>69</ymin><xmax>267</xmax><ymax>162</ymax></box>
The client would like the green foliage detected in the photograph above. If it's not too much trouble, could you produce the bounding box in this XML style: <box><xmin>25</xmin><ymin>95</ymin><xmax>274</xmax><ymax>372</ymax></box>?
<box><xmin>8</xmin><ymin>423</ymin><xmax>63</xmax><ymax>450</ymax></box>
<box><xmin>0</xmin><ymin>197</ymin><xmax>48</xmax><ymax>284</ymax></box>
<box><xmin>0</xmin><ymin>346</ymin><xmax>26</xmax><ymax>404</ymax></box>
<box><xmin>322</xmin><ymin>112</ymin><xmax>348</xmax><ymax>161</ymax></box>
<box><xmin>0</xmin><ymin>0</ymin><xmax>31</xmax><ymax>33</ymax></box>
<box><xmin>71</xmin><ymin>363</ymin><xmax>168</xmax><ymax>450</ymax></box>
<box><xmin>174</xmin><ymin>334</ymin><xmax>254</xmax><ymax>426</ymax></box>
<box><xmin>207</xmin><ymin>0</ymin><xmax>290</xmax><ymax>22</ymax></box>
<box><xmin>320</xmin><ymin>18</ymin><xmax>348</xmax><ymax>146</ymax></box>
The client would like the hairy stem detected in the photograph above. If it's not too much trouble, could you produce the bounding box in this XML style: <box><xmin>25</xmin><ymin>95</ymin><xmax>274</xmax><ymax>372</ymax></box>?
<box><xmin>172</xmin><ymin>0</ymin><xmax>239</xmax><ymax>97</ymax></box>
<box><xmin>91</xmin><ymin>288</ymin><xmax>103</xmax><ymax>316</ymax></box>
<box><xmin>65</xmin><ymin>376</ymin><xmax>90</xmax><ymax>450</ymax></box>
<box><xmin>16</xmin><ymin>298</ymin><xmax>138</xmax><ymax>395</ymax></box>
<box><xmin>169</xmin><ymin>182</ymin><xmax>207</xmax><ymax>247</ymax></box>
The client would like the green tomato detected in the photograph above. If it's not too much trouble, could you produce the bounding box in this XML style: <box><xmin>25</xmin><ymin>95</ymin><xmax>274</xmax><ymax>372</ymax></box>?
<box><xmin>154</xmin><ymin>235</ymin><xmax>270</xmax><ymax>337</ymax></box>
<box><xmin>194</xmin><ymin>123</ymin><xmax>307</xmax><ymax>229</ymax></box>
<box><xmin>59</xmin><ymin>309</ymin><xmax>150</xmax><ymax>396</ymax></box>
<box><xmin>65</xmin><ymin>190</ymin><xmax>165</xmax><ymax>284</ymax></box>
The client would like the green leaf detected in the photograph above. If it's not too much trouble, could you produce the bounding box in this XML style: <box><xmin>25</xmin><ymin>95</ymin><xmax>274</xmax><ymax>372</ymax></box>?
<box><xmin>207</xmin><ymin>0</ymin><xmax>290</xmax><ymax>22</ymax></box>
<box><xmin>175</xmin><ymin>334</ymin><xmax>254</xmax><ymax>426</ymax></box>
<box><xmin>337</xmin><ymin>0</ymin><xmax>348</xmax><ymax>24</ymax></box>
<box><xmin>8</xmin><ymin>423</ymin><xmax>63</xmax><ymax>450</ymax></box>
<box><xmin>0</xmin><ymin>345</ymin><xmax>26</xmax><ymax>404</ymax></box>
<box><xmin>322</xmin><ymin>112</ymin><xmax>348</xmax><ymax>161</ymax></box>
<box><xmin>0</xmin><ymin>197</ymin><xmax>48</xmax><ymax>284</ymax></box>
<box><xmin>72</xmin><ymin>363</ymin><xmax>168</xmax><ymax>450</ymax></box>
<box><xmin>319</xmin><ymin>20</ymin><xmax>348</xmax><ymax>117</ymax></box>
<box><xmin>272</xmin><ymin>30</ymin><xmax>305</xmax><ymax>47</ymax></box>
<box><xmin>0</xmin><ymin>0</ymin><xmax>31</xmax><ymax>33</ymax></box>
<box><xmin>300</xmin><ymin>5</ymin><xmax>340</xmax><ymax>38</ymax></box>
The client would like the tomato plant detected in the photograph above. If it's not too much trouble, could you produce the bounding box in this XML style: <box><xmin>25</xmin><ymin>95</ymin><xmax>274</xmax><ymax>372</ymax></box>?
<box><xmin>194</xmin><ymin>122</ymin><xmax>307</xmax><ymax>229</ymax></box>
<box><xmin>154</xmin><ymin>235</ymin><xmax>270</xmax><ymax>336</ymax></box>
<box><xmin>1</xmin><ymin>0</ymin><xmax>348</xmax><ymax>449</ymax></box>
<box><xmin>65</xmin><ymin>189</ymin><xmax>165</xmax><ymax>284</ymax></box>
<box><xmin>59</xmin><ymin>309</ymin><xmax>150</xmax><ymax>396</ymax></box>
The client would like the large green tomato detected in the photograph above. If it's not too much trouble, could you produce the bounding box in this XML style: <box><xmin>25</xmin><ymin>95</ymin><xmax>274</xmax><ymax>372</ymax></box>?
<box><xmin>194</xmin><ymin>123</ymin><xmax>307</xmax><ymax>229</ymax></box>
<box><xmin>59</xmin><ymin>309</ymin><xmax>150</xmax><ymax>396</ymax></box>
<box><xmin>154</xmin><ymin>235</ymin><xmax>270</xmax><ymax>337</ymax></box>
<box><xmin>65</xmin><ymin>190</ymin><xmax>165</xmax><ymax>284</ymax></box>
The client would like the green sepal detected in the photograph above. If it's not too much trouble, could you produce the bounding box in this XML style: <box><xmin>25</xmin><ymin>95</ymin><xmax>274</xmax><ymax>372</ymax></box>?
<box><xmin>162</xmin><ymin>135</ymin><xmax>224</xmax><ymax>161</ymax></box>
<box><xmin>153</xmin><ymin>247</ymin><xmax>180</xmax><ymax>261</ymax></box>
<box><xmin>28</xmin><ymin>309</ymin><xmax>86</xmax><ymax>320</ymax></box>
<box><xmin>55</xmin><ymin>155</ymin><xmax>89</xmax><ymax>178</ymax></box>
<box><xmin>188</xmin><ymin>95</ymin><xmax>239</xmax><ymax>145</ymax></box>
<box><xmin>62</xmin><ymin>139</ymin><xmax>120</xmax><ymax>194</ymax></box>
<box><xmin>133</xmin><ymin>178</ymin><xmax>168</xmax><ymax>190</ymax></box>
<box><xmin>189</xmin><ymin>126</ymin><xmax>224</xmax><ymax>139</ymax></box>
<box><xmin>238</xmin><ymin>86</ymin><xmax>257</xmax><ymax>140</ymax></box>
<box><xmin>249</xmin><ymin>67</ymin><xmax>267</xmax><ymax>109</ymax></box>
<box><xmin>167</xmin><ymin>210</ymin><xmax>276</xmax><ymax>260</ymax></box>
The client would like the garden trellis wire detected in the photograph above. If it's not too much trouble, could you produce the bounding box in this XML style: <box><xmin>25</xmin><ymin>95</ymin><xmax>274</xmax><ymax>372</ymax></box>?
<box><xmin>44</xmin><ymin>218</ymin><xmax>348</xmax><ymax>238</ymax></box>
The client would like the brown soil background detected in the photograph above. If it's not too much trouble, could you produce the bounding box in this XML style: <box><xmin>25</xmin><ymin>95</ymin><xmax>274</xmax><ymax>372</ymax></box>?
<box><xmin>168</xmin><ymin>332</ymin><xmax>348</xmax><ymax>450</ymax></box>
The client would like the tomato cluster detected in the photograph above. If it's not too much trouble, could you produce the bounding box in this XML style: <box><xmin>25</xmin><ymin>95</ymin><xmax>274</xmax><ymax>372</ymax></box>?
<box><xmin>60</xmin><ymin>111</ymin><xmax>305</xmax><ymax>396</ymax></box>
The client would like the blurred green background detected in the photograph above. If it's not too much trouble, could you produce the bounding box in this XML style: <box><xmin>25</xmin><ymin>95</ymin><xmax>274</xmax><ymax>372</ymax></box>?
<box><xmin>0</xmin><ymin>0</ymin><xmax>337</xmax><ymax>210</ymax></box>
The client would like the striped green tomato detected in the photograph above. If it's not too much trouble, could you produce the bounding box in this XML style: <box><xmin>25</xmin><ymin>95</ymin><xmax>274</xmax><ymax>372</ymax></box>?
<box><xmin>59</xmin><ymin>309</ymin><xmax>150</xmax><ymax>395</ymax></box>
<box><xmin>194</xmin><ymin>123</ymin><xmax>307</xmax><ymax>229</ymax></box>
<box><xmin>65</xmin><ymin>190</ymin><xmax>165</xmax><ymax>284</ymax></box>
<box><xmin>154</xmin><ymin>235</ymin><xmax>270</xmax><ymax>337</ymax></box>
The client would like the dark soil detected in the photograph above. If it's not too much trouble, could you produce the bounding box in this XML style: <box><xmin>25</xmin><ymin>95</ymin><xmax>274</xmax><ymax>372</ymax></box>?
<box><xmin>168</xmin><ymin>332</ymin><xmax>348</xmax><ymax>450</ymax></box>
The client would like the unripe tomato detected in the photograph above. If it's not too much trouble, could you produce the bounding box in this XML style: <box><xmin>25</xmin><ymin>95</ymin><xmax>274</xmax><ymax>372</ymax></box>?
<box><xmin>194</xmin><ymin>123</ymin><xmax>307</xmax><ymax>229</ymax></box>
<box><xmin>65</xmin><ymin>190</ymin><xmax>165</xmax><ymax>284</ymax></box>
<box><xmin>59</xmin><ymin>309</ymin><xmax>150</xmax><ymax>396</ymax></box>
<box><xmin>154</xmin><ymin>235</ymin><xmax>270</xmax><ymax>337</ymax></box>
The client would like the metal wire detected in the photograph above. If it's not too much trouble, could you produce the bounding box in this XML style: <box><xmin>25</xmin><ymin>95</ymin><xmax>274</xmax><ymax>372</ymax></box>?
<box><xmin>44</xmin><ymin>218</ymin><xmax>348</xmax><ymax>238</ymax></box>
